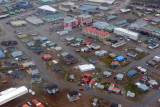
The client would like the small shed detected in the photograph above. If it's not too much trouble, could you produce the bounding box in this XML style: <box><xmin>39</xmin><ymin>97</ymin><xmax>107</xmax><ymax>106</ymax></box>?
<box><xmin>127</xmin><ymin>70</ymin><xmax>137</xmax><ymax>77</ymax></box>
<box><xmin>69</xmin><ymin>74</ymin><xmax>75</xmax><ymax>81</ymax></box>
<box><xmin>103</xmin><ymin>71</ymin><xmax>111</xmax><ymax>77</ymax></box>
<box><xmin>95</xmin><ymin>50</ymin><xmax>107</xmax><ymax>56</ymax></box>
<box><xmin>115</xmin><ymin>74</ymin><xmax>123</xmax><ymax>81</ymax></box>
<box><xmin>66</xmin><ymin>36</ymin><xmax>74</xmax><ymax>41</ymax></box>
<box><xmin>55</xmin><ymin>46</ymin><xmax>62</xmax><ymax>51</ymax></box>
<box><xmin>27</xmin><ymin>41</ymin><xmax>34</xmax><ymax>47</ymax></box>
<box><xmin>127</xmin><ymin>91</ymin><xmax>135</xmax><ymax>98</ymax></box>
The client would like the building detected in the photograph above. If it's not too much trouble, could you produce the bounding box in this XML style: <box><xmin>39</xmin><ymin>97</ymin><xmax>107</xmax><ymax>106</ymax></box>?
<box><xmin>10</xmin><ymin>20</ymin><xmax>27</xmax><ymax>27</ymax></box>
<box><xmin>87</xmin><ymin>0</ymin><xmax>115</xmax><ymax>4</ymax></box>
<box><xmin>114</xmin><ymin>27</ymin><xmax>139</xmax><ymax>41</ymax></box>
<box><xmin>39</xmin><ymin>0</ymin><xmax>51</xmax><ymax>5</ymax></box>
<box><xmin>32</xmin><ymin>99</ymin><xmax>44</xmax><ymax>107</ymax></box>
<box><xmin>44</xmin><ymin>85</ymin><xmax>59</xmax><ymax>94</ymax></box>
<box><xmin>0</xmin><ymin>0</ymin><xmax>7</xmax><ymax>4</ymax></box>
<box><xmin>0</xmin><ymin>86</ymin><xmax>28</xmax><ymax>105</ymax></box>
<box><xmin>99</xmin><ymin>3</ymin><xmax>110</xmax><ymax>10</ymax></box>
<box><xmin>67</xmin><ymin>91</ymin><xmax>80</xmax><ymax>101</ymax></box>
<box><xmin>88</xmin><ymin>56</ymin><xmax>99</xmax><ymax>63</ymax></box>
<box><xmin>31</xmin><ymin>74</ymin><xmax>42</xmax><ymax>82</ymax></box>
<box><xmin>114</xmin><ymin>56</ymin><xmax>125</xmax><ymax>62</ymax></box>
<box><xmin>120</xmin><ymin>9</ymin><xmax>131</xmax><ymax>13</ymax></box>
<box><xmin>11</xmin><ymin>51</ymin><xmax>23</xmax><ymax>57</ymax></box>
<box><xmin>77</xmin><ymin>3</ymin><xmax>98</xmax><ymax>13</ymax></box>
<box><xmin>90</xmin><ymin>43</ymin><xmax>100</xmax><ymax>50</ymax></box>
<box><xmin>106</xmin><ymin>15</ymin><xmax>117</xmax><ymax>21</ymax></box>
<box><xmin>152</xmin><ymin>29</ymin><xmax>160</xmax><ymax>39</ymax></box>
<box><xmin>43</xmin><ymin>13</ymin><xmax>66</xmax><ymax>22</ymax></box>
<box><xmin>146</xmin><ymin>79</ymin><xmax>158</xmax><ymax>88</ymax></box>
<box><xmin>16</xmin><ymin>2</ymin><xmax>33</xmax><ymax>8</ymax></box>
<box><xmin>130</xmin><ymin>20</ymin><xmax>147</xmax><ymax>31</ymax></box>
<box><xmin>95</xmin><ymin>50</ymin><xmax>107</xmax><ymax>56</ymax></box>
<box><xmin>115</xmin><ymin>74</ymin><xmax>123</xmax><ymax>81</ymax></box>
<box><xmin>78</xmin><ymin>64</ymin><xmax>95</xmax><ymax>72</ymax></box>
<box><xmin>93</xmin><ymin>21</ymin><xmax>109</xmax><ymax>30</ymax></box>
<box><xmin>22</xmin><ymin>61</ymin><xmax>35</xmax><ymax>68</ymax></box>
<box><xmin>103</xmin><ymin>71</ymin><xmax>111</xmax><ymax>77</ymax></box>
<box><xmin>127</xmin><ymin>91</ymin><xmax>135</xmax><ymax>98</ymax></box>
<box><xmin>82</xmin><ymin>26</ymin><xmax>110</xmax><ymax>41</ymax></box>
<box><xmin>37</xmin><ymin>5</ymin><xmax>57</xmax><ymax>15</ymax></box>
<box><xmin>29</xmin><ymin>66</ymin><xmax>39</xmax><ymax>75</ymax></box>
<box><xmin>108</xmin><ymin>83</ymin><xmax>121</xmax><ymax>93</ymax></box>
<box><xmin>127</xmin><ymin>70</ymin><xmax>137</xmax><ymax>77</ymax></box>
<box><xmin>97</xmin><ymin>83</ymin><xmax>105</xmax><ymax>89</ymax></box>
<box><xmin>63</xmin><ymin>55</ymin><xmax>76</xmax><ymax>64</ymax></box>
<box><xmin>135</xmin><ymin>82</ymin><xmax>149</xmax><ymax>92</ymax></box>
<box><xmin>59</xmin><ymin>2</ymin><xmax>77</xmax><ymax>12</ymax></box>
<box><xmin>42</xmin><ymin>54</ymin><xmax>52</xmax><ymax>61</ymax></box>
<box><xmin>114</xmin><ymin>20</ymin><xmax>127</xmax><ymax>26</ymax></box>
<box><xmin>75</xmin><ymin>14</ymin><xmax>92</xmax><ymax>26</ymax></box>
<box><xmin>62</xmin><ymin>17</ymin><xmax>79</xmax><ymax>27</ymax></box>
<box><xmin>26</xmin><ymin>16</ymin><xmax>44</xmax><ymax>25</ymax></box>
<box><xmin>0</xmin><ymin>49</ymin><xmax>5</xmax><ymax>58</ymax></box>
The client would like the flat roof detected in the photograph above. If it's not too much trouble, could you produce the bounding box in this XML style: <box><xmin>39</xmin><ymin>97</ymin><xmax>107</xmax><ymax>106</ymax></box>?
<box><xmin>26</xmin><ymin>16</ymin><xmax>44</xmax><ymax>25</ymax></box>
<box><xmin>38</xmin><ymin>5</ymin><xmax>56</xmax><ymax>12</ymax></box>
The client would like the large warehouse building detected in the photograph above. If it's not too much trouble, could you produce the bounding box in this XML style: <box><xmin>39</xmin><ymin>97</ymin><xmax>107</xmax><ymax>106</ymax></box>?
<box><xmin>114</xmin><ymin>27</ymin><xmax>139</xmax><ymax>41</ymax></box>
<box><xmin>26</xmin><ymin>16</ymin><xmax>44</xmax><ymax>25</ymax></box>
<box><xmin>87</xmin><ymin>0</ymin><xmax>115</xmax><ymax>4</ymax></box>
<box><xmin>0</xmin><ymin>86</ymin><xmax>28</xmax><ymax>105</ymax></box>
<box><xmin>37</xmin><ymin>5</ymin><xmax>57</xmax><ymax>15</ymax></box>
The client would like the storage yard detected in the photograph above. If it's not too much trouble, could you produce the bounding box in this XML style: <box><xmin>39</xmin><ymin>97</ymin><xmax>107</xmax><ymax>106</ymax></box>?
<box><xmin>1</xmin><ymin>0</ymin><xmax>160</xmax><ymax>107</ymax></box>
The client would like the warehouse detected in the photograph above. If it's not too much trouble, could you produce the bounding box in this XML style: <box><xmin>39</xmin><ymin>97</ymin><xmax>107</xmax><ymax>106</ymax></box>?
<box><xmin>93</xmin><ymin>21</ymin><xmax>109</xmax><ymax>30</ymax></box>
<box><xmin>0</xmin><ymin>14</ymin><xmax>9</xmax><ymax>19</ymax></box>
<box><xmin>106</xmin><ymin>15</ymin><xmax>117</xmax><ymax>21</ymax></box>
<box><xmin>59</xmin><ymin>2</ymin><xmax>77</xmax><ymax>12</ymax></box>
<box><xmin>114</xmin><ymin>27</ymin><xmax>139</xmax><ymax>41</ymax></box>
<box><xmin>39</xmin><ymin>0</ymin><xmax>51</xmax><ymax>5</ymax></box>
<box><xmin>114</xmin><ymin>20</ymin><xmax>127</xmax><ymax>26</ymax></box>
<box><xmin>10</xmin><ymin>20</ymin><xmax>27</xmax><ymax>27</ymax></box>
<box><xmin>43</xmin><ymin>13</ymin><xmax>66</xmax><ymax>22</ymax></box>
<box><xmin>26</xmin><ymin>16</ymin><xmax>44</xmax><ymax>25</ymax></box>
<box><xmin>83</xmin><ymin>26</ymin><xmax>110</xmax><ymax>41</ymax></box>
<box><xmin>75</xmin><ymin>14</ymin><xmax>92</xmax><ymax>25</ymax></box>
<box><xmin>77</xmin><ymin>3</ymin><xmax>98</xmax><ymax>12</ymax></box>
<box><xmin>0</xmin><ymin>86</ymin><xmax>28</xmax><ymax>105</ymax></box>
<box><xmin>87</xmin><ymin>0</ymin><xmax>115</xmax><ymax>4</ymax></box>
<box><xmin>62</xmin><ymin>17</ymin><xmax>79</xmax><ymax>27</ymax></box>
<box><xmin>37</xmin><ymin>5</ymin><xmax>57</xmax><ymax>15</ymax></box>
<box><xmin>16</xmin><ymin>2</ymin><xmax>33</xmax><ymax>8</ymax></box>
<box><xmin>130</xmin><ymin>20</ymin><xmax>147</xmax><ymax>30</ymax></box>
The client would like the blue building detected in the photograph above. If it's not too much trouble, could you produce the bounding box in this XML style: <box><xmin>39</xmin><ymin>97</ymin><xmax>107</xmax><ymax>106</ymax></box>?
<box><xmin>16</xmin><ymin>2</ymin><xmax>33</xmax><ymax>8</ymax></box>
<box><xmin>114</xmin><ymin>56</ymin><xmax>125</xmax><ymax>62</ymax></box>
<box><xmin>0</xmin><ymin>49</ymin><xmax>5</xmax><ymax>58</ymax></box>
<box><xmin>127</xmin><ymin>70</ymin><xmax>137</xmax><ymax>77</ymax></box>
<box><xmin>114</xmin><ymin>20</ymin><xmax>127</xmax><ymax>26</ymax></box>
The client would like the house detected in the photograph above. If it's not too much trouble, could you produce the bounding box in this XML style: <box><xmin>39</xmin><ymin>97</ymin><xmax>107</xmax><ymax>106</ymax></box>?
<box><xmin>31</xmin><ymin>74</ymin><xmax>42</xmax><ymax>82</ymax></box>
<box><xmin>93</xmin><ymin>21</ymin><xmax>109</xmax><ymax>30</ymax></box>
<box><xmin>140</xmin><ymin>76</ymin><xmax>150</xmax><ymax>83</ymax></box>
<box><xmin>126</xmin><ymin>50</ymin><xmax>137</xmax><ymax>57</ymax></box>
<box><xmin>78</xmin><ymin>64</ymin><xmax>95</xmax><ymax>72</ymax></box>
<box><xmin>103</xmin><ymin>71</ymin><xmax>111</xmax><ymax>77</ymax></box>
<box><xmin>44</xmin><ymin>85</ymin><xmax>59</xmax><ymax>94</ymax></box>
<box><xmin>75</xmin><ymin>14</ymin><xmax>92</xmax><ymax>26</ymax></box>
<box><xmin>114</xmin><ymin>56</ymin><xmax>125</xmax><ymax>62</ymax></box>
<box><xmin>66</xmin><ymin>36</ymin><xmax>74</xmax><ymax>41</ymax></box>
<box><xmin>109</xmin><ymin>53</ymin><xmax>117</xmax><ymax>58</ymax></box>
<box><xmin>146</xmin><ymin>79</ymin><xmax>158</xmax><ymax>88</ymax></box>
<box><xmin>135</xmin><ymin>82</ymin><xmax>149</xmax><ymax>92</ymax></box>
<box><xmin>37</xmin><ymin>5</ymin><xmax>56</xmax><ymax>15</ymax></box>
<box><xmin>95</xmin><ymin>50</ymin><xmax>107</xmax><ymax>56</ymax></box>
<box><xmin>127</xmin><ymin>91</ymin><xmax>135</xmax><ymax>98</ymax></box>
<box><xmin>10</xmin><ymin>70</ymin><xmax>25</xmax><ymax>79</ymax></box>
<box><xmin>29</xmin><ymin>66</ymin><xmax>39</xmax><ymax>75</ymax></box>
<box><xmin>82</xmin><ymin>40</ymin><xmax>91</xmax><ymax>45</ymax></box>
<box><xmin>27</xmin><ymin>42</ymin><xmax>34</xmax><ymax>47</ymax></box>
<box><xmin>62</xmin><ymin>17</ymin><xmax>79</xmax><ymax>28</ymax></box>
<box><xmin>111</xmin><ymin>61</ymin><xmax>119</xmax><ymax>67</ymax></box>
<box><xmin>115</xmin><ymin>74</ymin><xmax>123</xmax><ymax>81</ymax></box>
<box><xmin>22</xmin><ymin>61</ymin><xmax>35</xmax><ymax>68</ymax></box>
<box><xmin>59</xmin><ymin>2</ymin><xmax>77</xmax><ymax>12</ymax></box>
<box><xmin>81</xmin><ymin>46</ymin><xmax>91</xmax><ymax>52</ymax></box>
<box><xmin>108</xmin><ymin>83</ymin><xmax>121</xmax><ymax>93</ymax></box>
<box><xmin>127</xmin><ymin>70</ymin><xmax>137</xmax><ymax>77</ymax></box>
<box><xmin>11</xmin><ymin>51</ymin><xmax>23</xmax><ymax>57</ymax></box>
<box><xmin>67</xmin><ymin>91</ymin><xmax>80</xmax><ymax>101</ymax></box>
<box><xmin>136</xmin><ymin>66</ymin><xmax>147</xmax><ymax>74</ymax></box>
<box><xmin>81</xmin><ymin>73</ymin><xmax>91</xmax><ymax>83</ymax></box>
<box><xmin>63</xmin><ymin>55</ymin><xmax>76</xmax><ymax>64</ymax></box>
<box><xmin>90</xmin><ymin>43</ymin><xmax>100</xmax><ymax>50</ymax></box>
<box><xmin>32</xmin><ymin>99</ymin><xmax>44</xmax><ymax>107</ymax></box>
<box><xmin>153</xmin><ymin>55</ymin><xmax>160</xmax><ymax>62</ymax></box>
<box><xmin>55</xmin><ymin>46</ymin><xmax>62</xmax><ymax>51</ymax></box>
<box><xmin>97</xmin><ymin>83</ymin><xmax>105</xmax><ymax>89</ymax></box>
<box><xmin>42</xmin><ymin>54</ymin><xmax>52</xmax><ymax>61</ymax></box>
<box><xmin>88</xmin><ymin>56</ymin><xmax>99</xmax><ymax>63</ymax></box>
<box><xmin>146</xmin><ymin>60</ymin><xmax>158</xmax><ymax>67</ymax></box>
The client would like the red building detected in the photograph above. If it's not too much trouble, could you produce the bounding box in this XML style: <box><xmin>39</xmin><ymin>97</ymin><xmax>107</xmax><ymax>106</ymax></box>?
<box><xmin>62</xmin><ymin>17</ymin><xmax>79</xmax><ymax>28</ymax></box>
<box><xmin>75</xmin><ymin>14</ymin><xmax>92</xmax><ymax>26</ymax></box>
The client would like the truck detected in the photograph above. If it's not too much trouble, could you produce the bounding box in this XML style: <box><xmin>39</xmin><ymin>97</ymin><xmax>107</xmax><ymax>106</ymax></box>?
<box><xmin>57</xmin><ymin>31</ymin><xmax>68</xmax><ymax>36</ymax></box>
<box><xmin>32</xmin><ymin>99</ymin><xmax>44</xmax><ymax>107</ymax></box>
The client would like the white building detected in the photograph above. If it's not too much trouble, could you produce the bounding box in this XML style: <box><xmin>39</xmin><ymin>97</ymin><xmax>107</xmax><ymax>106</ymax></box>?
<box><xmin>0</xmin><ymin>86</ymin><xmax>28</xmax><ymax>105</ymax></box>
<box><xmin>78</xmin><ymin>64</ymin><xmax>95</xmax><ymax>72</ymax></box>
<box><xmin>114</xmin><ymin>27</ymin><xmax>139</xmax><ymax>41</ymax></box>
<box><xmin>87</xmin><ymin>0</ymin><xmax>115</xmax><ymax>4</ymax></box>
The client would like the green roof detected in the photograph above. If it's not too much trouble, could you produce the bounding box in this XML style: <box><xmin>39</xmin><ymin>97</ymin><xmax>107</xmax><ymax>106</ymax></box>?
<box><xmin>153</xmin><ymin>29</ymin><xmax>160</xmax><ymax>33</ymax></box>
<box><xmin>27</xmin><ymin>42</ymin><xmax>34</xmax><ymax>47</ymax></box>
<box><xmin>43</xmin><ymin>13</ymin><xmax>66</xmax><ymax>20</ymax></box>
<box><xmin>75</xmin><ymin>38</ymin><xmax>83</xmax><ymax>42</ymax></box>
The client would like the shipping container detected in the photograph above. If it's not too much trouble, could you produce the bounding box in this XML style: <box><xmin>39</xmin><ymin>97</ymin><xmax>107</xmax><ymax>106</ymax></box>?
<box><xmin>106</xmin><ymin>16</ymin><xmax>117</xmax><ymax>21</ymax></box>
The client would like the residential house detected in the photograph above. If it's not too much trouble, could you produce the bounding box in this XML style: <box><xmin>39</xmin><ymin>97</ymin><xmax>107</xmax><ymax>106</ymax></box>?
<box><xmin>63</xmin><ymin>55</ymin><xmax>76</xmax><ymax>64</ymax></box>
<box><xmin>88</xmin><ymin>56</ymin><xmax>99</xmax><ymax>63</ymax></box>
<box><xmin>95</xmin><ymin>50</ymin><xmax>107</xmax><ymax>56</ymax></box>
<box><xmin>11</xmin><ymin>51</ymin><xmax>23</xmax><ymax>57</ymax></box>
<box><xmin>103</xmin><ymin>71</ymin><xmax>111</xmax><ymax>77</ymax></box>
<box><xmin>97</xmin><ymin>83</ymin><xmax>105</xmax><ymax>89</ymax></box>
<box><xmin>111</xmin><ymin>61</ymin><xmax>119</xmax><ymax>67</ymax></box>
<box><xmin>108</xmin><ymin>83</ymin><xmax>121</xmax><ymax>93</ymax></box>
<box><xmin>127</xmin><ymin>70</ymin><xmax>137</xmax><ymax>77</ymax></box>
<box><xmin>114</xmin><ymin>56</ymin><xmax>125</xmax><ymax>62</ymax></box>
<box><xmin>127</xmin><ymin>91</ymin><xmax>135</xmax><ymax>98</ymax></box>
<box><xmin>29</xmin><ymin>66</ymin><xmax>39</xmax><ymax>75</ymax></box>
<box><xmin>90</xmin><ymin>43</ymin><xmax>100</xmax><ymax>50</ymax></box>
<box><xmin>115</xmin><ymin>74</ymin><xmax>123</xmax><ymax>81</ymax></box>
<box><xmin>146</xmin><ymin>79</ymin><xmax>158</xmax><ymax>88</ymax></box>
<box><xmin>31</xmin><ymin>74</ymin><xmax>42</xmax><ymax>82</ymax></box>
<box><xmin>135</xmin><ymin>82</ymin><xmax>149</xmax><ymax>92</ymax></box>
<box><xmin>44</xmin><ymin>85</ymin><xmax>59</xmax><ymax>94</ymax></box>
<box><xmin>67</xmin><ymin>91</ymin><xmax>80</xmax><ymax>101</ymax></box>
